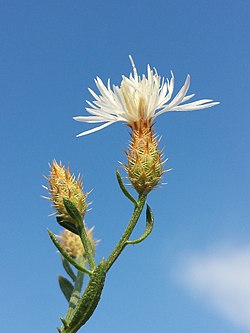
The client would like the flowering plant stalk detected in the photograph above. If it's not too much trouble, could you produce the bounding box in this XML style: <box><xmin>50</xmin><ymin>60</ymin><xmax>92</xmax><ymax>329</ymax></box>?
<box><xmin>44</xmin><ymin>57</ymin><xmax>219</xmax><ymax>332</ymax></box>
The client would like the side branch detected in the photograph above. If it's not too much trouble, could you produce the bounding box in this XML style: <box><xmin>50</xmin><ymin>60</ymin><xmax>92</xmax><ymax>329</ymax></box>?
<box><xmin>105</xmin><ymin>194</ymin><xmax>147</xmax><ymax>272</ymax></box>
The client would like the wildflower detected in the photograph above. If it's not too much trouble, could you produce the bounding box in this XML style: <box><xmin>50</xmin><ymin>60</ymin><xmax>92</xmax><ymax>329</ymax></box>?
<box><xmin>74</xmin><ymin>57</ymin><xmax>219</xmax><ymax>194</ymax></box>
<box><xmin>57</xmin><ymin>227</ymin><xmax>96</xmax><ymax>259</ymax></box>
<box><xmin>44</xmin><ymin>161</ymin><xmax>88</xmax><ymax>225</ymax></box>
<box><xmin>74</xmin><ymin>56</ymin><xmax>219</xmax><ymax>137</ymax></box>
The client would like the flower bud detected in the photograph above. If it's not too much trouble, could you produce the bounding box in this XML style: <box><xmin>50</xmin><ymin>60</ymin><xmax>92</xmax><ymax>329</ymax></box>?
<box><xmin>124</xmin><ymin>124</ymin><xmax>164</xmax><ymax>194</ymax></box>
<box><xmin>45</xmin><ymin>161</ymin><xmax>88</xmax><ymax>225</ymax></box>
<box><xmin>58</xmin><ymin>227</ymin><xmax>96</xmax><ymax>260</ymax></box>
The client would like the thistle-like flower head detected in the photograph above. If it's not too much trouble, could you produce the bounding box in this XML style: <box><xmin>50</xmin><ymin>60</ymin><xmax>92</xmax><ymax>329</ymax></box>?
<box><xmin>74</xmin><ymin>56</ymin><xmax>219</xmax><ymax>136</ymax></box>
<box><xmin>124</xmin><ymin>126</ymin><xmax>165</xmax><ymax>194</ymax></box>
<box><xmin>44</xmin><ymin>161</ymin><xmax>88</xmax><ymax>225</ymax></box>
<box><xmin>57</xmin><ymin>227</ymin><xmax>96</xmax><ymax>260</ymax></box>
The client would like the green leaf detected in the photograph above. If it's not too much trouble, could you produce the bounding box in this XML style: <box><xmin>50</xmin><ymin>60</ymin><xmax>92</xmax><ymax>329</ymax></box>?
<box><xmin>47</xmin><ymin>229</ymin><xmax>92</xmax><ymax>276</ymax></box>
<box><xmin>65</xmin><ymin>260</ymin><xmax>106</xmax><ymax>332</ymax></box>
<box><xmin>116</xmin><ymin>168</ymin><xmax>137</xmax><ymax>205</ymax></box>
<box><xmin>62</xmin><ymin>257</ymin><xmax>77</xmax><ymax>282</ymax></box>
<box><xmin>60</xmin><ymin>317</ymin><xmax>68</xmax><ymax>328</ymax></box>
<box><xmin>56</xmin><ymin>217</ymin><xmax>78</xmax><ymax>235</ymax></box>
<box><xmin>58</xmin><ymin>276</ymin><xmax>74</xmax><ymax>302</ymax></box>
<box><xmin>126</xmin><ymin>204</ymin><xmax>154</xmax><ymax>245</ymax></box>
<box><xmin>63</xmin><ymin>199</ymin><xmax>83</xmax><ymax>226</ymax></box>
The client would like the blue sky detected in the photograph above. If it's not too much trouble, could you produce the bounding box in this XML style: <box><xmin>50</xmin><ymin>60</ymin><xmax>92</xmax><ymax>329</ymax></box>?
<box><xmin>1</xmin><ymin>0</ymin><xmax>250</xmax><ymax>332</ymax></box>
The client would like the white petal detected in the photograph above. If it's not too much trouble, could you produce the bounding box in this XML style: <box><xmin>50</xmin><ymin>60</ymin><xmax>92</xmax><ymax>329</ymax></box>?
<box><xmin>76</xmin><ymin>121</ymin><xmax>115</xmax><ymax>137</ymax></box>
<box><xmin>159</xmin><ymin>72</ymin><xmax>174</xmax><ymax>105</ymax></box>
<box><xmin>168</xmin><ymin>71</ymin><xmax>175</xmax><ymax>97</ymax></box>
<box><xmin>168</xmin><ymin>74</ymin><xmax>190</xmax><ymax>108</ymax></box>
<box><xmin>171</xmin><ymin>101</ymin><xmax>220</xmax><ymax>111</ymax></box>
<box><xmin>129</xmin><ymin>55</ymin><xmax>138</xmax><ymax>81</ymax></box>
<box><xmin>73</xmin><ymin>116</ymin><xmax>109</xmax><ymax>123</ymax></box>
<box><xmin>88</xmin><ymin>88</ymin><xmax>100</xmax><ymax>100</ymax></box>
<box><xmin>182</xmin><ymin>93</ymin><xmax>195</xmax><ymax>102</ymax></box>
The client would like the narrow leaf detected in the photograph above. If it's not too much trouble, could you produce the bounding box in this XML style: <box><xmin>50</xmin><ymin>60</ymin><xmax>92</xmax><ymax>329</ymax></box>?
<box><xmin>62</xmin><ymin>257</ymin><xmax>76</xmax><ymax>282</ymax></box>
<box><xmin>56</xmin><ymin>216</ymin><xmax>78</xmax><ymax>235</ymax></box>
<box><xmin>60</xmin><ymin>317</ymin><xmax>69</xmax><ymax>328</ymax></box>
<box><xmin>126</xmin><ymin>204</ymin><xmax>154</xmax><ymax>245</ymax></box>
<box><xmin>66</xmin><ymin>260</ymin><xmax>106</xmax><ymax>332</ymax></box>
<box><xmin>47</xmin><ymin>229</ymin><xmax>92</xmax><ymax>276</ymax></box>
<box><xmin>116</xmin><ymin>168</ymin><xmax>137</xmax><ymax>205</ymax></box>
<box><xmin>58</xmin><ymin>276</ymin><xmax>74</xmax><ymax>302</ymax></box>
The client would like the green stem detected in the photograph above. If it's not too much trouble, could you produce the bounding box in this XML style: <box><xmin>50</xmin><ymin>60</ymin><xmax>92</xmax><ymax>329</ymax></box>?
<box><xmin>78</xmin><ymin>224</ymin><xmax>96</xmax><ymax>271</ymax></box>
<box><xmin>64</xmin><ymin>269</ymin><xmax>84</xmax><ymax>323</ymax></box>
<box><xmin>126</xmin><ymin>204</ymin><xmax>154</xmax><ymax>245</ymax></box>
<box><xmin>62</xmin><ymin>199</ymin><xmax>96</xmax><ymax>271</ymax></box>
<box><xmin>105</xmin><ymin>194</ymin><xmax>147</xmax><ymax>271</ymax></box>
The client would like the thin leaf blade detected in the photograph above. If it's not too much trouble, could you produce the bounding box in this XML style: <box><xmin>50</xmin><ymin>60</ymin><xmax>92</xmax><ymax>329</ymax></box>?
<box><xmin>116</xmin><ymin>168</ymin><xmax>137</xmax><ymax>205</ymax></box>
<box><xmin>126</xmin><ymin>204</ymin><xmax>154</xmax><ymax>245</ymax></box>
<box><xmin>58</xmin><ymin>276</ymin><xmax>74</xmax><ymax>302</ymax></box>
<box><xmin>62</xmin><ymin>257</ymin><xmax>77</xmax><ymax>282</ymax></box>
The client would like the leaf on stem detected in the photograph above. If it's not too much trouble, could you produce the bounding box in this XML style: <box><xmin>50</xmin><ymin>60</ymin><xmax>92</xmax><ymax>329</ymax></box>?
<box><xmin>116</xmin><ymin>168</ymin><xmax>137</xmax><ymax>205</ymax></box>
<box><xmin>47</xmin><ymin>229</ymin><xmax>92</xmax><ymax>276</ymax></box>
<box><xmin>126</xmin><ymin>204</ymin><xmax>154</xmax><ymax>245</ymax></box>
<box><xmin>56</xmin><ymin>216</ymin><xmax>78</xmax><ymax>235</ymax></box>
<box><xmin>58</xmin><ymin>276</ymin><xmax>74</xmax><ymax>302</ymax></box>
<box><xmin>62</xmin><ymin>257</ymin><xmax>77</xmax><ymax>282</ymax></box>
<box><xmin>64</xmin><ymin>260</ymin><xmax>106</xmax><ymax>332</ymax></box>
<box><xmin>60</xmin><ymin>317</ymin><xmax>69</xmax><ymax>329</ymax></box>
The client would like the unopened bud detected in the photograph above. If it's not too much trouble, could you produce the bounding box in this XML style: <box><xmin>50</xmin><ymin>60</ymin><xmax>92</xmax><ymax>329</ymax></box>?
<box><xmin>44</xmin><ymin>161</ymin><xmax>88</xmax><ymax>225</ymax></box>
<box><xmin>58</xmin><ymin>227</ymin><xmax>96</xmax><ymax>259</ymax></box>
<box><xmin>124</xmin><ymin>125</ymin><xmax>164</xmax><ymax>194</ymax></box>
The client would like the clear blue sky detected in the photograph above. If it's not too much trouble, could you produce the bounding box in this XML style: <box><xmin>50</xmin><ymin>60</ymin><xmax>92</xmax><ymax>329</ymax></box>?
<box><xmin>1</xmin><ymin>1</ymin><xmax>250</xmax><ymax>332</ymax></box>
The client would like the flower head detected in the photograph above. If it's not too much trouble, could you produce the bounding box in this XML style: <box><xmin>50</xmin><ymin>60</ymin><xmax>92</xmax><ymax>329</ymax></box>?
<box><xmin>74</xmin><ymin>56</ymin><xmax>219</xmax><ymax>137</ymax></box>
<box><xmin>58</xmin><ymin>227</ymin><xmax>96</xmax><ymax>259</ymax></box>
<box><xmin>44</xmin><ymin>161</ymin><xmax>88</xmax><ymax>225</ymax></box>
<box><xmin>124</xmin><ymin>126</ymin><xmax>165</xmax><ymax>194</ymax></box>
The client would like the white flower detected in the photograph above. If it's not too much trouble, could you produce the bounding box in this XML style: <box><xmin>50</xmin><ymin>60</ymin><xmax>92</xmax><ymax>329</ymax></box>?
<box><xmin>74</xmin><ymin>56</ymin><xmax>219</xmax><ymax>137</ymax></box>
